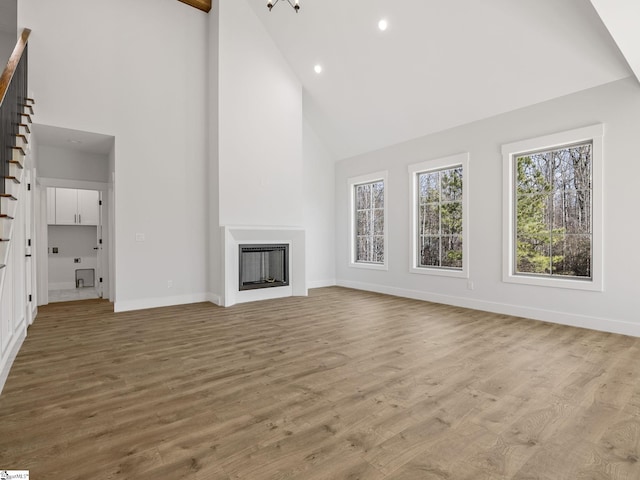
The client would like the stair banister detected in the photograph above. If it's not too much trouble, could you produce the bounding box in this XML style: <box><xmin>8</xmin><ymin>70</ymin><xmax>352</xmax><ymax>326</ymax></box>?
<box><xmin>0</xmin><ymin>29</ymin><xmax>30</xmax><ymax>107</ymax></box>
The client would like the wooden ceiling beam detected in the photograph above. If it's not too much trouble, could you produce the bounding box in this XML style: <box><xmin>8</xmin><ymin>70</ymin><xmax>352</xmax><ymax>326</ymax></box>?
<box><xmin>177</xmin><ymin>0</ymin><xmax>211</xmax><ymax>13</ymax></box>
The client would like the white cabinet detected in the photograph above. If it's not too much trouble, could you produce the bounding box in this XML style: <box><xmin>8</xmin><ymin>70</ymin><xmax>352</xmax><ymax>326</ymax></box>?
<box><xmin>77</xmin><ymin>190</ymin><xmax>100</xmax><ymax>225</ymax></box>
<box><xmin>49</xmin><ymin>188</ymin><xmax>99</xmax><ymax>226</ymax></box>
<box><xmin>54</xmin><ymin>188</ymin><xmax>78</xmax><ymax>224</ymax></box>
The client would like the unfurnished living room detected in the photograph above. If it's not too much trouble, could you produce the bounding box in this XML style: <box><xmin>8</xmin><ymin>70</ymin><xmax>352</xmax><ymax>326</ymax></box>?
<box><xmin>1</xmin><ymin>0</ymin><xmax>639</xmax><ymax>478</ymax></box>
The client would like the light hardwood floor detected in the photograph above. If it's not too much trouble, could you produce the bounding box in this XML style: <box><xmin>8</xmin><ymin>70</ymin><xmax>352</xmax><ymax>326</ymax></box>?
<box><xmin>1</xmin><ymin>287</ymin><xmax>640</xmax><ymax>479</ymax></box>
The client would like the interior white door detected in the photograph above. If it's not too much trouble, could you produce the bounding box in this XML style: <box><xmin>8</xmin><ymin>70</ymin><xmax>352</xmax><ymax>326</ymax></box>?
<box><xmin>46</xmin><ymin>187</ymin><xmax>56</xmax><ymax>224</ymax></box>
<box><xmin>95</xmin><ymin>192</ymin><xmax>103</xmax><ymax>298</ymax></box>
<box><xmin>25</xmin><ymin>170</ymin><xmax>34</xmax><ymax>324</ymax></box>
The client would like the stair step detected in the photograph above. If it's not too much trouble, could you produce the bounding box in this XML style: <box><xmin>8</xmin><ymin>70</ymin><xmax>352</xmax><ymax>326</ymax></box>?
<box><xmin>18</xmin><ymin>112</ymin><xmax>32</xmax><ymax>123</ymax></box>
<box><xmin>0</xmin><ymin>194</ymin><xmax>17</xmax><ymax>200</ymax></box>
<box><xmin>26</xmin><ymin>97</ymin><xmax>35</xmax><ymax>105</ymax></box>
<box><xmin>0</xmin><ymin>214</ymin><xmax>14</xmax><ymax>220</ymax></box>
<box><xmin>21</xmin><ymin>104</ymin><xmax>34</xmax><ymax>115</ymax></box>
<box><xmin>14</xmin><ymin>134</ymin><xmax>28</xmax><ymax>145</ymax></box>
<box><xmin>0</xmin><ymin>265</ymin><xmax>5</xmax><ymax>269</ymax></box>
<box><xmin>0</xmin><ymin>239</ymin><xmax>8</xmax><ymax>242</ymax></box>
<box><xmin>11</xmin><ymin>146</ymin><xmax>25</xmax><ymax>156</ymax></box>
<box><xmin>18</xmin><ymin>123</ymin><xmax>31</xmax><ymax>134</ymax></box>
<box><xmin>8</xmin><ymin>160</ymin><xmax>24</xmax><ymax>169</ymax></box>
<box><xmin>3</xmin><ymin>176</ymin><xmax>20</xmax><ymax>184</ymax></box>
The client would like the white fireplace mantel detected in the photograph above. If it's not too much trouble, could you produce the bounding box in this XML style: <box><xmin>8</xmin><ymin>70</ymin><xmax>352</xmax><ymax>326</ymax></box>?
<box><xmin>221</xmin><ymin>226</ymin><xmax>307</xmax><ymax>307</ymax></box>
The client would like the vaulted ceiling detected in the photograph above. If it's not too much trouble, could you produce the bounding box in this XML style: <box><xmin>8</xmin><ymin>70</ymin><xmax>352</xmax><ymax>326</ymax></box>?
<box><xmin>184</xmin><ymin>0</ymin><xmax>637</xmax><ymax>160</ymax></box>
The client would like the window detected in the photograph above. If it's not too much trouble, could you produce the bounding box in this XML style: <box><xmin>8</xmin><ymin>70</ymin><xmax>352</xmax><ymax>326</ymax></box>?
<box><xmin>349</xmin><ymin>171</ymin><xmax>387</xmax><ymax>270</ymax></box>
<box><xmin>502</xmin><ymin>125</ymin><xmax>603</xmax><ymax>290</ymax></box>
<box><xmin>409</xmin><ymin>153</ymin><xmax>469</xmax><ymax>278</ymax></box>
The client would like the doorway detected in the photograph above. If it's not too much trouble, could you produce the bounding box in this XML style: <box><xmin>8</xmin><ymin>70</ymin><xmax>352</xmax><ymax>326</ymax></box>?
<box><xmin>32</xmin><ymin>124</ymin><xmax>114</xmax><ymax>306</ymax></box>
<box><xmin>46</xmin><ymin>187</ymin><xmax>103</xmax><ymax>303</ymax></box>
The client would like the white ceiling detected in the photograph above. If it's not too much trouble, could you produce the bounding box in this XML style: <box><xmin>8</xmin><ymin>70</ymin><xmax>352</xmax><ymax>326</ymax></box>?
<box><xmin>249</xmin><ymin>0</ymin><xmax>634</xmax><ymax>160</ymax></box>
<box><xmin>32</xmin><ymin>124</ymin><xmax>114</xmax><ymax>156</ymax></box>
<box><xmin>589</xmin><ymin>0</ymin><xmax>640</xmax><ymax>83</ymax></box>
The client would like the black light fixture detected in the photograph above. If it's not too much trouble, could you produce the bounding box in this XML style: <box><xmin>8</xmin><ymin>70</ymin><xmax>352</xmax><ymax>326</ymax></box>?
<box><xmin>267</xmin><ymin>0</ymin><xmax>300</xmax><ymax>13</ymax></box>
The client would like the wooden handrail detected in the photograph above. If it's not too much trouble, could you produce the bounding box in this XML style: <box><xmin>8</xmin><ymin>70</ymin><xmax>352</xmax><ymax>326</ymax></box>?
<box><xmin>177</xmin><ymin>0</ymin><xmax>211</xmax><ymax>13</ymax></box>
<box><xmin>0</xmin><ymin>29</ymin><xmax>31</xmax><ymax>108</ymax></box>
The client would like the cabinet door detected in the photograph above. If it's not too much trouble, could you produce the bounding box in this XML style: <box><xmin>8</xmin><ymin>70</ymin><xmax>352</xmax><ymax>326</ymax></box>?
<box><xmin>55</xmin><ymin>188</ymin><xmax>79</xmax><ymax>225</ymax></box>
<box><xmin>78</xmin><ymin>190</ymin><xmax>99</xmax><ymax>225</ymax></box>
<box><xmin>46</xmin><ymin>188</ymin><xmax>56</xmax><ymax>224</ymax></box>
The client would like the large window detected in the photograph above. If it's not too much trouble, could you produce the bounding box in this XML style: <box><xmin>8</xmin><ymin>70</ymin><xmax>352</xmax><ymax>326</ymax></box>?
<box><xmin>349</xmin><ymin>171</ymin><xmax>387</xmax><ymax>269</ymax></box>
<box><xmin>409</xmin><ymin>153</ymin><xmax>469</xmax><ymax>278</ymax></box>
<box><xmin>502</xmin><ymin>125</ymin><xmax>603</xmax><ymax>290</ymax></box>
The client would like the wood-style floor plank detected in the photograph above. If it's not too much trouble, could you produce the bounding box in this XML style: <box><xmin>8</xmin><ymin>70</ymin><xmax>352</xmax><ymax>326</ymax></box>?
<box><xmin>1</xmin><ymin>287</ymin><xmax>640</xmax><ymax>479</ymax></box>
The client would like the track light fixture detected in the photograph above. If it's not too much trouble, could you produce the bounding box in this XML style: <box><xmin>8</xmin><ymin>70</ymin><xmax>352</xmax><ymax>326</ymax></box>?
<box><xmin>267</xmin><ymin>0</ymin><xmax>300</xmax><ymax>13</ymax></box>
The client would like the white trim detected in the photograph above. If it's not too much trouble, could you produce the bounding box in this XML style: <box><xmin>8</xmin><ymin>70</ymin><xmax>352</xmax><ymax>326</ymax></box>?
<box><xmin>307</xmin><ymin>279</ymin><xmax>337</xmax><ymax>289</ymax></box>
<box><xmin>114</xmin><ymin>292</ymin><xmax>211</xmax><ymax>312</ymax></box>
<box><xmin>37</xmin><ymin>177</ymin><xmax>108</xmax><ymax>191</ymax></box>
<box><xmin>502</xmin><ymin>124</ymin><xmax>604</xmax><ymax>291</ymax></box>
<box><xmin>348</xmin><ymin>170</ymin><xmax>388</xmax><ymax>271</ymax></box>
<box><xmin>206</xmin><ymin>292</ymin><xmax>222</xmax><ymax>306</ymax></box>
<box><xmin>336</xmin><ymin>280</ymin><xmax>640</xmax><ymax>338</ymax></box>
<box><xmin>0</xmin><ymin>327</ymin><xmax>26</xmax><ymax>395</ymax></box>
<box><xmin>408</xmin><ymin>152</ymin><xmax>469</xmax><ymax>279</ymax></box>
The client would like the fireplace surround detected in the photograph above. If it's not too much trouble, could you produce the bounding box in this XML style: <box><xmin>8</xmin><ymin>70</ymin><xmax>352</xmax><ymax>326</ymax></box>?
<box><xmin>222</xmin><ymin>226</ymin><xmax>307</xmax><ymax>306</ymax></box>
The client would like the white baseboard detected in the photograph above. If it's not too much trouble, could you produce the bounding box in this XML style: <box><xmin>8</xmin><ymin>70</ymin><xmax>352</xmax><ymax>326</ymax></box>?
<box><xmin>336</xmin><ymin>280</ymin><xmax>640</xmax><ymax>338</ymax></box>
<box><xmin>207</xmin><ymin>292</ymin><xmax>222</xmax><ymax>306</ymax></box>
<box><xmin>307</xmin><ymin>279</ymin><xmax>337</xmax><ymax>289</ymax></box>
<box><xmin>0</xmin><ymin>326</ymin><xmax>26</xmax><ymax>395</ymax></box>
<box><xmin>114</xmin><ymin>293</ymin><xmax>212</xmax><ymax>313</ymax></box>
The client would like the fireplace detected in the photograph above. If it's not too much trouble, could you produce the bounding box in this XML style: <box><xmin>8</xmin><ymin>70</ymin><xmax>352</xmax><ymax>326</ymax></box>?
<box><xmin>239</xmin><ymin>244</ymin><xmax>289</xmax><ymax>291</ymax></box>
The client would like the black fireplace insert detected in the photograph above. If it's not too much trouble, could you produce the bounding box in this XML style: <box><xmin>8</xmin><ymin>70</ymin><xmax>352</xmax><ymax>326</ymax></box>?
<box><xmin>239</xmin><ymin>244</ymin><xmax>289</xmax><ymax>291</ymax></box>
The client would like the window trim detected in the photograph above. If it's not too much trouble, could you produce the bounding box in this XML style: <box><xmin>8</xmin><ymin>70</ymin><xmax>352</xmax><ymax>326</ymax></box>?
<box><xmin>348</xmin><ymin>171</ymin><xmax>388</xmax><ymax>271</ymax></box>
<box><xmin>408</xmin><ymin>153</ymin><xmax>469</xmax><ymax>278</ymax></box>
<box><xmin>502</xmin><ymin>124</ymin><xmax>604</xmax><ymax>291</ymax></box>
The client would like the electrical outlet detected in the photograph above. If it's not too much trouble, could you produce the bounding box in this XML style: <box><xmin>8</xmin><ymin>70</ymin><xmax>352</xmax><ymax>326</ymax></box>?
<box><xmin>467</xmin><ymin>280</ymin><xmax>474</xmax><ymax>290</ymax></box>
<box><xmin>167</xmin><ymin>280</ymin><xmax>173</xmax><ymax>289</ymax></box>
<box><xmin>52</xmin><ymin>247</ymin><xmax>58</xmax><ymax>254</ymax></box>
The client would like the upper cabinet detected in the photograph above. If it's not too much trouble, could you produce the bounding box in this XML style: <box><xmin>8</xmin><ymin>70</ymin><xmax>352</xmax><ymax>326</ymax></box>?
<box><xmin>48</xmin><ymin>188</ymin><xmax>99</xmax><ymax>226</ymax></box>
<box><xmin>77</xmin><ymin>189</ymin><xmax>100</xmax><ymax>225</ymax></box>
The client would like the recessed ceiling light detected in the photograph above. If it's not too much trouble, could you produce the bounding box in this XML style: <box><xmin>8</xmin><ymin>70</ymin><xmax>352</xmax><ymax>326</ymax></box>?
<box><xmin>378</xmin><ymin>19</ymin><xmax>388</xmax><ymax>31</ymax></box>
<box><xmin>314</xmin><ymin>64</ymin><xmax>323</xmax><ymax>74</ymax></box>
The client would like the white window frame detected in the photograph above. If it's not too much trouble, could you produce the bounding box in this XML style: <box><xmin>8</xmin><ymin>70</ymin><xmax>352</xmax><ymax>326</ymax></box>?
<box><xmin>408</xmin><ymin>153</ymin><xmax>469</xmax><ymax>278</ymax></box>
<box><xmin>502</xmin><ymin>124</ymin><xmax>603</xmax><ymax>291</ymax></box>
<box><xmin>348</xmin><ymin>170</ymin><xmax>388</xmax><ymax>271</ymax></box>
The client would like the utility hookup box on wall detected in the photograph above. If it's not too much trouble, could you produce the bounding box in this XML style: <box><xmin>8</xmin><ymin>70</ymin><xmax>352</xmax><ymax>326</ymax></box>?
<box><xmin>74</xmin><ymin>258</ymin><xmax>81</xmax><ymax>263</ymax></box>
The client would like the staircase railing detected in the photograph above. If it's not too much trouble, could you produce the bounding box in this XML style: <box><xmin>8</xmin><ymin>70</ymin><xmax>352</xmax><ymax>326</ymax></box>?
<box><xmin>0</xmin><ymin>28</ymin><xmax>32</xmax><ymax>394</ymax></box>
<box><xmin>1</xmin><ymin>29</ymin><xmax>30</xmax><ymax>198</ymax></box>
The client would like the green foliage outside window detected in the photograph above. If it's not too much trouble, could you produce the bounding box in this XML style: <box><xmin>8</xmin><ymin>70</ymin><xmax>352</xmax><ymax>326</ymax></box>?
<box><xmin>418</xmin><ymin>166</ymin><xmax>463</xmax><ymax>269</ymax></box>
<box><xmin>515</xmin><ymin>143</ymin><xmax>592</xmax><ymax>278</ymax></box>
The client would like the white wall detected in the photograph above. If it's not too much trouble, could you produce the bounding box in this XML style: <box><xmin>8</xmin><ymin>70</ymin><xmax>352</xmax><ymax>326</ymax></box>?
<box><xmin>0</xmin><ymin>0</ymin><xmax>16</xmax><ymax>64</ymax></box>
<box><xmin>0</xmin><ymin>31</ymin><xmax>15</xmax><ymax>66</ymax></box>
<box><xmin>47</xmin><ymin>225</ymin><xmax>97</xmax><ymax>289</ymax></box>
<box><xmin>37</xmin><ymin>146</ymin><xmax>109</xmax><ymax>183</ymax></box>
<box><xmin>303</xmin><ymin>118</ymin><xmax>335</xmax><ymax>288</ymax></box>
<box><xmin>19</xmin><ymin>0</ymin><xmax>210</xmax><ymax>311</ymax></box>
<box><xmin>336</xmin><ymin>77</ymin><xmax>640</xmax><ymax>336</ymax></box>
<box><xmin>217</xmin><ymin>0</ymin><xmax>303</xmax><ymax>228</ymax></box>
